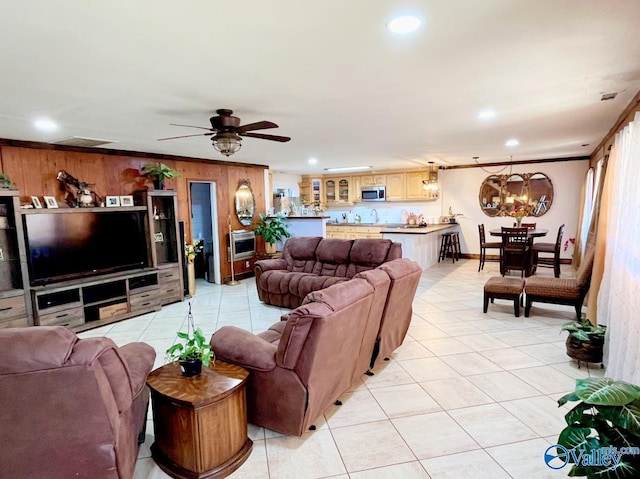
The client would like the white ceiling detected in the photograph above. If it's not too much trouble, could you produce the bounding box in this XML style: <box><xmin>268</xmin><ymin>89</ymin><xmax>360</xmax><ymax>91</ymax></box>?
<box><xmin>1</xmin><ymin>1</ymin><xmax>639</xmax><ymax>175</ymax></box>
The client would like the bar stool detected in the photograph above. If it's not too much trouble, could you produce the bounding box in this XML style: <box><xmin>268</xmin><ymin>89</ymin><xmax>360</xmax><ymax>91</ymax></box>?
<box><xmin>438</xmin><ymin>232</ymin><xmax>460</xmax><ymax>263</ymax></box>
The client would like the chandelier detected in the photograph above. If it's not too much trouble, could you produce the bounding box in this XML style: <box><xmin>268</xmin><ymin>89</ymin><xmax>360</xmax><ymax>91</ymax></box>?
<box><xmin>212</xmin><ymin>132</ymin><xmax>242</xmax><ymax>157</ymax></box>
<box><xmin>422</xmin><ymin>162</ymin><xmax>439</xmax><ymax>192</ymax></box>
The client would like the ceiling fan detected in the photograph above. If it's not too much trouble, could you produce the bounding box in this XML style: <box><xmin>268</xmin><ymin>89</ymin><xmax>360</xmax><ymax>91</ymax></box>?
<box><xmin>158</xmin><ymin>108</ymin><xmax>291</xmax><ymax>157</ymax></box>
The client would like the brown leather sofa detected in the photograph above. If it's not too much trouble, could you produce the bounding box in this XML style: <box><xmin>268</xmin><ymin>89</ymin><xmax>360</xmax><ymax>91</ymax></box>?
<box><xmin>211</xmin><ymin>258</ymin><xmax>421</xmax><ymax>436</ymax></box>
<box><xmin>254</xmin><ymin>236</ymin><xmax>402</xmax><ymax>308</ymax></box>
<box><xmin>211</xmin><ymin>270</ymin><xmax>388</xmax><ymax>436</ymax></box>
<box><xmin>0</xmin><ymin>326</ymin><xmax>156</xmax><ymax>479</ymax></box>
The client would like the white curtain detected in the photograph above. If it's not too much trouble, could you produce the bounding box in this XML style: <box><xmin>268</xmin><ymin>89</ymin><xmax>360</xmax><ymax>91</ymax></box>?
<box><xmin>600</xmin><ymin>111</ymin><xmax>640</xmax><ymax>384</ymax></box>
<box><xmin>579</xmin><ymin>168</ymin><xmax>594</xmax><ymax>256</ymax></box>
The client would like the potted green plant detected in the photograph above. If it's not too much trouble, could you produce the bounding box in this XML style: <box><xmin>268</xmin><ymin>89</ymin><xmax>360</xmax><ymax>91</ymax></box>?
<box><xmin>555</xmin><ymin>377</ymin><xmax>640</xmax><ymax>478</ymax></box>
<box><xmin>165</xmin><ymin>302</ymin><xmax>214</xmax><ymax>376</ymax></box>
<box><xmin>561</xmin><ymin>317</ymin><xmax>606</xmax><ymax>367</ymax></box>
<box><xmin>141</xmin><ymin>162</ymin><xmax>181</xmax><ymax>190</ymax></box>
<box><xmin>254</xmin><ymin>212</ymin><xmax>291</xmax><ymax>254</ymax></box>
<box><xmin>0</xmin><ymin>173</ymin><xmax>16</xmax><ymax>190</ymax></box>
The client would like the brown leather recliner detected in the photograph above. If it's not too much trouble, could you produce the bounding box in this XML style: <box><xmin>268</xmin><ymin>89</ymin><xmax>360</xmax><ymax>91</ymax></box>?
<box><xmin>254</xmin><ymin>236</ymin><xmax>402</xmax><ymax>309</ymax></box>
<box><xmin>211</xmin><ymin>272</ymin><xmax>389</xmax><ymax>436</ymax></box>
<box><xmin>0</xmin><ymin>326</ymin><xmax>156</xmax><ymax>479</ymax></box>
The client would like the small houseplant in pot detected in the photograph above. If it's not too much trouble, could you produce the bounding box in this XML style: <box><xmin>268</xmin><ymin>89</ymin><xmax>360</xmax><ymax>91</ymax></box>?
<box><xmin>141</xmin><ymin>162</ymin><xmax>181</xmax><ymax>190</ymax></box>
<box><xmin>561</xmin><ymin>317</ymin><xmax>606</xmax><ymax>368</ymax></box>
<box><xmin>0</xmin><ymin>173</ymin><xmax>16</xmax><ymax>190</ymax></box>
<box><xmin>555</xmin><ymin>377</ymin><xmax>640</xmax><ymax>478</ymax></box>
<box><xmin>254</xmin><ymin>212</ymin><xmax>291</xmax><ymax>254</ymax></box>
<box><xmin>166</xmin><ymin>302</ymin><xmax>214</xmax><ymax>376</ymax></box>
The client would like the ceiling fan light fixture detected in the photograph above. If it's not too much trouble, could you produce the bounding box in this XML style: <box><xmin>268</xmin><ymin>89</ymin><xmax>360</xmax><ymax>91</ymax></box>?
<box><xmin>212</xmin><ymin>132</ymin><xmax>242</xmax><ymax>157</ymax></box>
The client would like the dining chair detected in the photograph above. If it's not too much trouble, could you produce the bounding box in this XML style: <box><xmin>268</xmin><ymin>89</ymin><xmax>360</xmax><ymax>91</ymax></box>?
<box><xmin>500</xmin><ymin>227</ymin><xmax>532</xmax><ymax>277</ymax></box>
<box><xmin>531</xmin><ymin>224</ymin><xmax>564</xmax><ymax>277</ymax></box>
<box><xmin>514</xmin><ymin>222</ymin><xmax>537</xmax><ymax>229</ymax></box>
<box><xmin>478</xmin><ymin>224</ymin><xmax>501</xmax><ymax>272</ymax></box>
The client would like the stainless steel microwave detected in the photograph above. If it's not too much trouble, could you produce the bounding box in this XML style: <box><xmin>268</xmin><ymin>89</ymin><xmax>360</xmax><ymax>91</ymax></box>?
<box><xmin>361</xmin><ymin>185</ymin><xmax>386</xmax><ymax>201</ymax></box>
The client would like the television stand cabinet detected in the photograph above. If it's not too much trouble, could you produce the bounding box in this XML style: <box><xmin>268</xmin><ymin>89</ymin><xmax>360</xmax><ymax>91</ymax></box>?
<box><xmin>31</xmin><ymin>265</ymin><xmax>182</xmax><ymax>332</ymax></box>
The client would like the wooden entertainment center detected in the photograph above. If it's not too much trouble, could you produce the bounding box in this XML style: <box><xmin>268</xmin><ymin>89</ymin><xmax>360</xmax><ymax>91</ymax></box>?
<box><xmin>0</xmin><ymin>189</ymin><xmax>184</xmax><ymax>332</ymax></box>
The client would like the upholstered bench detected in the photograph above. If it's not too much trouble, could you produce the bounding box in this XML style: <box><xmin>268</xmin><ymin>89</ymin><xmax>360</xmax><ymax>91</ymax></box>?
<box><xmin>483</xmin><ymin>276</ymin><xmax>525</xmax><ymax>317</ymax></box>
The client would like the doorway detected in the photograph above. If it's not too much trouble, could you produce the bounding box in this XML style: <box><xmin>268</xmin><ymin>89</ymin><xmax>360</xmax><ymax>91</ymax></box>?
<box><xmin>189</xmin><ymin>181</ymin><xmax>221</xmax><ymax>284</ymax></box>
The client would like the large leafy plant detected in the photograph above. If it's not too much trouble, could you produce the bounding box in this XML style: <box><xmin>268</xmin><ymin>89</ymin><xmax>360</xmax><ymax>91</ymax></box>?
<box><xmin>254</xmin><ymin>213</ymin><xmax>291</xmax><ymax>245</ymax></box>
<box><xmin>561</xmin><ymin>318</ymin><xmax>606</xmax><ymax>341</ymax></box>
<box><xmin>166</xmin><ymin>303</ymin><xmax>214</xmax><ymax>366</ymax></box>
<box><xmin>557</xmin><ymin>377</ymin><xmax>640</xmax><ymax>478</ymax></box>
<box><xmin>141</xmin><ymin>162</ymin><xmax>181</xmax><ymax>181</ymax></box>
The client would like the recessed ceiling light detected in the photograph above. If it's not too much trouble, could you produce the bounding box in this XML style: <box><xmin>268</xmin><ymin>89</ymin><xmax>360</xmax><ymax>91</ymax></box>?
<box><xmin>505</xmin><ymin>139</ymin><xmax>519</xmax><ymax>147</ymax></box>
<box><xmin>34</xmin><ymin>118</ymin><xmax>58</xmax><ymax>132</ymax></box>
<box><xmin>387</xmin><ymin>15</ymin><xmax>421</xmax><ymax>34</ymax></box>
<box><xmin>477</xmin><ymin>110</ymin><xmax>496</xmax><ymax>120</ymax></box>
<box><xmin>324</xmin><ymin>166</ymin><xmax>372</xmax><ymax>172</ymax></box>
<box><xmin>308</xmin><ymin>158</ymin><xmax>318</xmax><ymax>165</ymax></box>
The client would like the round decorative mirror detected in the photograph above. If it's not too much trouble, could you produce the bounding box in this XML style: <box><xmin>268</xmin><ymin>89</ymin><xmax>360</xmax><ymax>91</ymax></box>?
<box><xmin>235</xmin><ymin>180</ymin><xmax>255</xmax><ymax>226</ymax></box>
<box><xmin>479</xmin><ymin>174</ymin><xmax>503</xmax><ymax>217</ymax></box>
<box><xmin>527</xmin><ymin>172</ymin><xmax>553</xmax><ymax>216</ymax></box>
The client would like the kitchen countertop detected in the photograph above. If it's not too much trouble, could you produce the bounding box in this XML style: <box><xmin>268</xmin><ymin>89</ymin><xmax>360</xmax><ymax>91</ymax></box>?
<box><xmin>326</xmin><ymin>222</ymin><xmax>457</xmax><ymax>234</ymax></box>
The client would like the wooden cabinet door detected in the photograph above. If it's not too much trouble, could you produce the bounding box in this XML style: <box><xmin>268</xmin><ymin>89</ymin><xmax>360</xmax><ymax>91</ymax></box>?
<box><xmin>405</xmin><ymin>171</ymin><xmax>430</xmax><ymax>200</ymax></box>
<box><xmin>386</xmin><ymin>173</ymin><xmax>405</xmax><ymax>200</ymax></box>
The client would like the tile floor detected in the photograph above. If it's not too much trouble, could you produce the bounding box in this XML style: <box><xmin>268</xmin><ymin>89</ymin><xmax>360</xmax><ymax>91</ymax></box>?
<box><xmin>79</xmin><ymin>258</ymin><xmax>603</xmax><ymax>479</ymax></box>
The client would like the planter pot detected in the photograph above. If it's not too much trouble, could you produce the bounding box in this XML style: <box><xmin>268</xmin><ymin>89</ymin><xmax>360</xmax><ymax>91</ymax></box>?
<box><xmin>265</xmin><ymin>242</ymin><xmax>277</xmax><ymax>254</ymax></box>
<box><xmin>179</xmin><ymin>358</ymin><xmax>202</xmax><ymax>377</ymax></box>
<box><xmin>153</xmin><ymin>178</ymin><xmax>165</xmax><ymax>190</ymax></box>
<box><xmin>566</xmin><ymin>335</ymin><xmax>604</xmax><ymax>366</ymax></box>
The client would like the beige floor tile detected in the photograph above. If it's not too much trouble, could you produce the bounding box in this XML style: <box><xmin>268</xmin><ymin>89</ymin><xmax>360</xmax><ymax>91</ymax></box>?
<box><xmin>419</xmin><ymin>337</ymin><xmax>473</xmax><ymax>356</ymax></box>
<box><xmin>390</xmin><ymin>341</ymin><xmax>434</xmax><ymax>360</ymax></box>
<box><xmin>487</xmin><ymin>438</ymin><xmax>567</xmax><ymax>479</ymax></box>
<box><xmin>449</xmin><ymin>403</ymin><xmax>538</xmax><ymax>447</ymax></box>
<box><xmin>434</xmin><ymin>322</ymin><xmax>483</xmax><ymax>336</ymax></box>
<box><xmin>228</xmin><ymin>440</ymin><xmax>269</xmax><ymax>479</ymax></box>
<box><xmin>133</xmin><ymin>458</ymin><xmax>172</xmax><ymax>478</ymax></box>
<box><xmin>420</xmin><ymin>377</ymin><xmax>493</xmax><ymax>410</ymax></box>
<box><xmin>331</xmin><ymin>421</ymin><xmax>416</xmax><ymax>472</ymax></box>
<box><xmin>364</xmin><ymin>360</ymin><xmax>417</xmax><ymax>389</ymax></box>
<box><xmin>481</xmin><ymin>347</ymin><xmax>544</xmax><ymax>370</ymax></box>
<box><xmin>511</xmin><ymin>365</ymin><xmax>576</xmax><ymax>395</ymax></box>
<box><xmin>440</xmin><ymin>352</ymin><xmax>503</xmax><ymax>376</ymax></box>
<box><xmin>517</xmin><ymin>343</ymin><xmax>568</xmax><ymax>365</ymax></box>
<box><xmin>407</xmin><ymin>323</ymin><xmax>450</xmax><ymax>340</ymax></box>
<box><xmin>456</xmin><ymin>333</ymin><xmax>511</xmax><ymax>351</ymax></box>
<box><xmin>324</xmin><ymin>389</ymin><xmax>388</xmax><ymax>428</ymax></box>
<box><xmin>467</xmin><ymin>371</ymin><xmax>542</xmax><ymax>401</ymax></box>
<box><xmin>349</xmin><ymin>461</ymin><xmax>430</xmax><ymax>479</ymax></box>
<box><xmin>369</xmin><ymin>383</ymin><xmax>442</xmax><ymax>418</ymax></box>
<box><xmin>393</xmin><ymin>412</ymin><xmax>480</xmax><ymax>459</ymax></box>
<box><xmin>420</xmin><ymin>449</ymin><xmax>511</xmax><ymax>479</ymax></box>
<box><xmin>500</xmin><ymin>396</ymin><xmax>568</xmax><ymax>436</ymax></box>
<box><xmin>397</xmin><ymin>357</ymin><xmax>461</xmax><ymax>382</ymax></box>
<box><xmin>265</xmin><ymin>430</ymin><xmax>346</xmax><ymax>479</ymax></box>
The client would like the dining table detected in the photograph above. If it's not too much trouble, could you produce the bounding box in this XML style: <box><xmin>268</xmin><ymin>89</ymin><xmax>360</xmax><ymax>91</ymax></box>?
<box><xmin>489</xmin><ymin>228</ymin><xmax>548</xmax><ymax>276</ymax></box>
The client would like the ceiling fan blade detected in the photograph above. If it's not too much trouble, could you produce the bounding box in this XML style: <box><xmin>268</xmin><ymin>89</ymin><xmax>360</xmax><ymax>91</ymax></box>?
<box><xmin>169</xmin><ymin>123</ymin><xmax>214</xmax><ymax>131</ymax></box>
<box><xmin>241</xmin><ymin>132</ymin><xmax>291</xmax><ymax>142</ymax></box>
<box><xmin>237</xmin><ymin>121</ymin><xmax>278</xmax><ymax>133</ymax></box>
<box><xmin>157</xmin><ymin>132</ymin><xmax>214</xmax><ymax>141</ymax></box>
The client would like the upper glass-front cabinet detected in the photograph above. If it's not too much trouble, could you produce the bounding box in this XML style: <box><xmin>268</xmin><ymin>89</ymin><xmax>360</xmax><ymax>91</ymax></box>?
<box><xmin>479</xmin><ymin>172</ymin><xmax>554</xmax><ymax>217</ymax></box>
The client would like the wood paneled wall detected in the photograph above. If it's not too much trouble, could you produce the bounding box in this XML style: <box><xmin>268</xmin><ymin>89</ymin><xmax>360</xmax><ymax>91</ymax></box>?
<box><xmin>0</xmin><ymin>142</ymin><xmax>267</xmax><ymax>281</ymax></box>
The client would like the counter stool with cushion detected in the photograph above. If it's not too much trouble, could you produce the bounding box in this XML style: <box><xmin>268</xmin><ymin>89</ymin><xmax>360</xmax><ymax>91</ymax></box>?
<box><xmin>483</xmin><ymin>276</ymin><xmax>525</xmax><ymax>317</ymax></box>
<box><xmin>478</xmin><ymin>224</ymin><xmax>501</xmax><ymax>272</ymax></box>
<box><xmin>532</xmin><ymin>224</ymin><xmax>564</xmax><ymax>278</ymax></box>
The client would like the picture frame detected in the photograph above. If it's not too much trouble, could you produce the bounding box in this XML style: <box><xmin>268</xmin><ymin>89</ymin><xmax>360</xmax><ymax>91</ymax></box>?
<box><xmin>119</xmin><ymin>195</ymin><xmax>134</xmax><ymax>207</ymax></box>
<box><xmin>43</xmin><ymin>196</ymin><xmax>58</xmax><ymax>209</ymax></box>
<box><xmin>31</xmin><ymin>196</ymin><xmax>42</xmax><ymax>209</ymax></box>
<box><xmin>106</xmin><ymin>196</ymin><xmax>120</xmax><ymax>207</ymax></box>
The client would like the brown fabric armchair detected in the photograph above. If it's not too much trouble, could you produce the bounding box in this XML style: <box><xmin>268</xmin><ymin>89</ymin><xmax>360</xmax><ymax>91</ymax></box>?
<box><xmin>524</xmin><ymin>245</ymin><xmax>595</xmax><ymax>319</ymax></box>
<box><xmin>254</xmin><ymin>236</ymin><xmax>402</xmax><ymax>308</ymax></box>
<box><xmin>0</xmin><ymin>326</ymin><xmax>156</xmax><ymax>479</ymax></box>
<box><xmin>211</xmin><ymin>272</ymin><xmax>389</xmax><ymax>436</ymax></box>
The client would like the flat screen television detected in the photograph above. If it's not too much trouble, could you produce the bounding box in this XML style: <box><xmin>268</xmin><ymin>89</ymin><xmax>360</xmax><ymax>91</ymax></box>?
<box><xmin>23</xmin><ymin>210</ymin><xmax>150</xmax><ymax>286</ymax></box>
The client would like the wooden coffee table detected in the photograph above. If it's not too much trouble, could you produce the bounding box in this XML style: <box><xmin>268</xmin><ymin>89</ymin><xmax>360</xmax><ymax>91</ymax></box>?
<box><xmin>147</xmin><ymin>361</ymin><xmax>252</xmax><ymax>479</ymax></box>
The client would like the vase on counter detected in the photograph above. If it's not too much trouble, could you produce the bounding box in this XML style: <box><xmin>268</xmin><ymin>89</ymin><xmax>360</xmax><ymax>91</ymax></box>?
<box><xmin>515</xmin><ymin>217</ymin><xmax>522</xmax><ymax>227</ymax></box>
